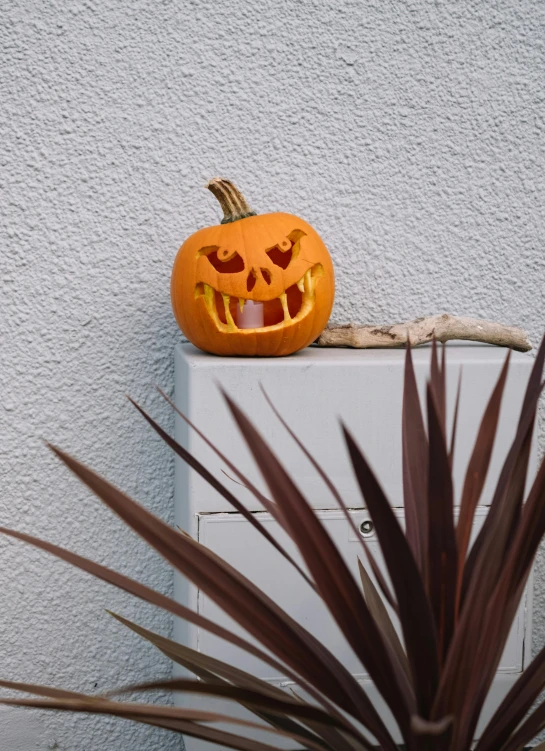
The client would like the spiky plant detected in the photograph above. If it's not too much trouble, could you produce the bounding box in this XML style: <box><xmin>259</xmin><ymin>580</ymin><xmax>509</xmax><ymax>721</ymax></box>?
<box><xmin>1</xmin><ymin>338</ymin><xmax>545</xmax><ymax>751</ymax></box>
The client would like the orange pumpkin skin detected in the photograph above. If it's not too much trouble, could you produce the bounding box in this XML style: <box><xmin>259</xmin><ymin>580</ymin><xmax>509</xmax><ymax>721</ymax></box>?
<box><xmin>171</xmin><ymin>183</ymin><xmax>335</xmax><ymax>357</ymax></box>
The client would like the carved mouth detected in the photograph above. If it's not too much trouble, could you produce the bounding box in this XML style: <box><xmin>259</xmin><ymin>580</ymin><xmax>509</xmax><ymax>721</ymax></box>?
<box><xmin>195</xmin><ymin>264</ymin><xmax>324</xmax><ymax>333</ymax></box>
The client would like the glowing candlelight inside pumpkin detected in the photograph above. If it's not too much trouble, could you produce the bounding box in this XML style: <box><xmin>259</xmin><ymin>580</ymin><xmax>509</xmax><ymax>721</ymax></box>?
<box><xmin>236</xmin><ymin>300</ymin><xmax>264</xmax><ymax>329</ymax></box>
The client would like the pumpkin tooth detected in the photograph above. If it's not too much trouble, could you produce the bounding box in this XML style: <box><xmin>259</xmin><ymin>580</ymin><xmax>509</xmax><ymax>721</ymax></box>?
<box><xmin>297</xmin><ymin>277</ymin><xmax>305</xmax><ymax>293</ymax></box>
<box><xmin>203</xmin><ymin>283</ymin><xmax>215</xmax><ymax>308</ymax></box>
<box><xmin>239</xmin><ymin>298</ymin><xmax>245</xmax><ymax>313</ymax></box>
<box><xmin>221</xmin><ymin>292</ymin><xmax>236</xmax><ymax>329</ymax></box>
<box><xmin>304</xmin><ymin>269</ymin><xmax>313</xmax><ymax>295</ymax></box>
<box><xmin>279</xmin><ymin>292</ymin><xmax>291</xmax><ymax>322</ymax></box>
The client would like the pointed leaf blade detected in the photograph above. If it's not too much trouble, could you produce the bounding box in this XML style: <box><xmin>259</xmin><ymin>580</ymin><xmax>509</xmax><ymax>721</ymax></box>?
<box><xmin>402</xmin><ymin>343</ymin><xmax>428</xmax><ymax>574</ymax></box>
<box><xmin>344</xmin><ymin>427</ymin><xmax>439</xmax><ymax>716</ymax></box>
<box><xmin>426</xmin><ymin>384</ymin><xmax>457</xmax><ymax>663</ymax></box>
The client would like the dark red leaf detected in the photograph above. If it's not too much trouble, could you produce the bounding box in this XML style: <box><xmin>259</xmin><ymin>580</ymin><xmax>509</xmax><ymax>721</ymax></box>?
<box><xmin>343</xmin><ymin>427</ymin><xmax>439</xmax><ymax>717</ymax></box>
<box><xmin>260</xmin><ymin>385</ymin><xmax>397</xmax><ymax>611</ymax></box>
<box><xmin>493</xmin><ymin>698</ymin><xmax>545</xmax><ymax>751</ymax></box>
<box><xmin>402</xmin><ymin>342</ymin><xmax>429</xmax><ymax>575</ymax></box>
<box><xmin>429</xmin><ymin>338</ymin><xmax>446</xmax><ymax>432</ymax></box>
<box><xmin>476</xmin><ymin>640</ymin><xmax>545</xmax><ymax>751</ymax></box>
<box><xmin>129</xmin><ymin>397</ymin><xmax>315</xmax><ymax>591</ymax></box>
<box><xmin>357</xmin><ymin>559</ymin><xmax>414</xmax><ymax>709</ymax></box>
<box><xmin>448</xmin><ymin>368</ymin><xmax>462</xmax><ymax>467</ymax></box>
<box><xmin>462</xmin><ymin>337</ymin><xmax>545</xmax><ymax>598</ymax></box>
<box><xmin>47</xmin><ymin>444</ymin><xmax>394</xmax><ymax>741</ymax></box>
<box><xmin>110</xmin><ymin>612</ymin><xmax>360</xmax><ymax>751</ymax></box>
<box><xmin>158</xmin><ymin>389</ymin><xmax>293</xmax><ymax>545</ymax></box>
<box><xmin>0</xmin><ymin>696</ymin><xmax>313</xmax><ymax>751</ymax></box>
<box><xmin>224</xmin><ymin>394</ymin><xmax>409</xmax><ymax>747</ymax></box>
<box><xmin>109</xmin><ymin>676</ymin><xmax>360</xmax><ymax>735</ymax></box>
<box><xmin>426</xmin><ymin>385</ymin><xmax>457</xmax><ymax>664</ymax></box>
<box><xmin>456</xmin><ymin>351</ymin><xmax>510</xmax><ymax>602</ymax></box>
<box><xmin>433</xmin><ymin>338</ymin><xmax>545</xmax><ymax>740</ymax></box>
<box><xmin>0</xmin><ymin>526</ymin><xmax>302</xmax><ymax>689</ymax></box>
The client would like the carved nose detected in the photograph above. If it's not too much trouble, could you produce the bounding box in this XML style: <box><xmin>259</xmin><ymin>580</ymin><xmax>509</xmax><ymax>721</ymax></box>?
<box><xmin>246</xmin><ymin>268</ymin><xmax>272</xmax><ymax>292</ymax></box>
<box><xmin>246</xmin><ymin>270</ymin><xmax>257</xmax><ymax>292</ymax></box>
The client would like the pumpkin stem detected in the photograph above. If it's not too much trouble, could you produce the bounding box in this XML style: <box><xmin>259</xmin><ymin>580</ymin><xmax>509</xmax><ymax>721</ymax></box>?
<box><xmin>206</xmin><ymin>178</ymin><xmax>257</xmax><ymax>224</ymax></box>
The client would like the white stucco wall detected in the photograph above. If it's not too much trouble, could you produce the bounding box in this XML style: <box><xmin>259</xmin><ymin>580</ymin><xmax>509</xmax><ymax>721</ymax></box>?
<box><xmin>1</xmin><ymin>1</ymin><xmax>544</xmax><ymax>749</ymax></box>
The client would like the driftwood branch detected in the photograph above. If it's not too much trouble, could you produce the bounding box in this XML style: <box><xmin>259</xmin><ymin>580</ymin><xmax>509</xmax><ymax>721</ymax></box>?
<box><xmin>316</xmin><ymin>314</ymin><xmax>532</xmax><ymax>352</ymax></box>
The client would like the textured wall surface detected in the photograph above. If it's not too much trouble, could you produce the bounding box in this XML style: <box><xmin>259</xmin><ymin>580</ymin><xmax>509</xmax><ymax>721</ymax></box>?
<box><xmin>1</xmin><ymin>0</ymin><xmax>544</xmax><ymax>748</ymax></box>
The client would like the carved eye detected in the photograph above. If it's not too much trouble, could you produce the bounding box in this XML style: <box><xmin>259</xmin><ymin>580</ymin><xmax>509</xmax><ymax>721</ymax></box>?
<box><xmin>198</xmin><ymin>246</ymin><xmax>245</xmax><ymax>273</ymax></box>
<box><xmin>267</xmin><ymin>238</ymin><xmax>293</xmax><ymax>270</ymax></box>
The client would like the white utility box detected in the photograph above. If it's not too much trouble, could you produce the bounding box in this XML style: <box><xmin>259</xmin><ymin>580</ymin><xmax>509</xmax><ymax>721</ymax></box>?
<box><xmin>173</xmin><ymin>342</ymin><xmax>537</xmax><ymax>750</ymax></box>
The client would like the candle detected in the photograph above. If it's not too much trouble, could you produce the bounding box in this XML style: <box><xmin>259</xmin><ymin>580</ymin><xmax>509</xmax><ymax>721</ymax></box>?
<box><xmin>236</xmin><ymin>300</ymin><xmax>264</xmax><ymax>329</ymax></box>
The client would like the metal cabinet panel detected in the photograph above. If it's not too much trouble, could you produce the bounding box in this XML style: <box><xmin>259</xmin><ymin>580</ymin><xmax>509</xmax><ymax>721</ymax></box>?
<box><xmin>175</xmin><ymin>343</ymin><xmax>536</xmax><ymax>514</ymax></box>
<box><xmin>197</xmin><ymin>507</ymin><xmax>528</xmax><ymax>683</ymax></box>
<box><xmin>173</xmin><ymin>343</ymin><xmax>536</xmax><ymax>750</ymax></box>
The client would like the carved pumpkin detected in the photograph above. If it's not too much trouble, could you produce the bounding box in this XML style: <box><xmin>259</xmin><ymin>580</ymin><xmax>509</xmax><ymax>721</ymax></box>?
<box><xmin>171</xmin><ymin>178</ymin><xmax>335</xmax><ymax>356</ymax></box>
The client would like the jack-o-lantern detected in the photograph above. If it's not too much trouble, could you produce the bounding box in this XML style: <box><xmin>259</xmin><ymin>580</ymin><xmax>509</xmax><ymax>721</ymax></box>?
<box><xmin>171</xmin><ymin>178</ymin><xmax>335</xmax><ymax>356</ymax></box>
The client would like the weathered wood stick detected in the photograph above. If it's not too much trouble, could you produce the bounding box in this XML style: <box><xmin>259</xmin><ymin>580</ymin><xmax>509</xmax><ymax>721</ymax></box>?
<box><xmin>316</xmin><ymin>313</ymin><xmax>532</xmax><ymax>352</ymax></box>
